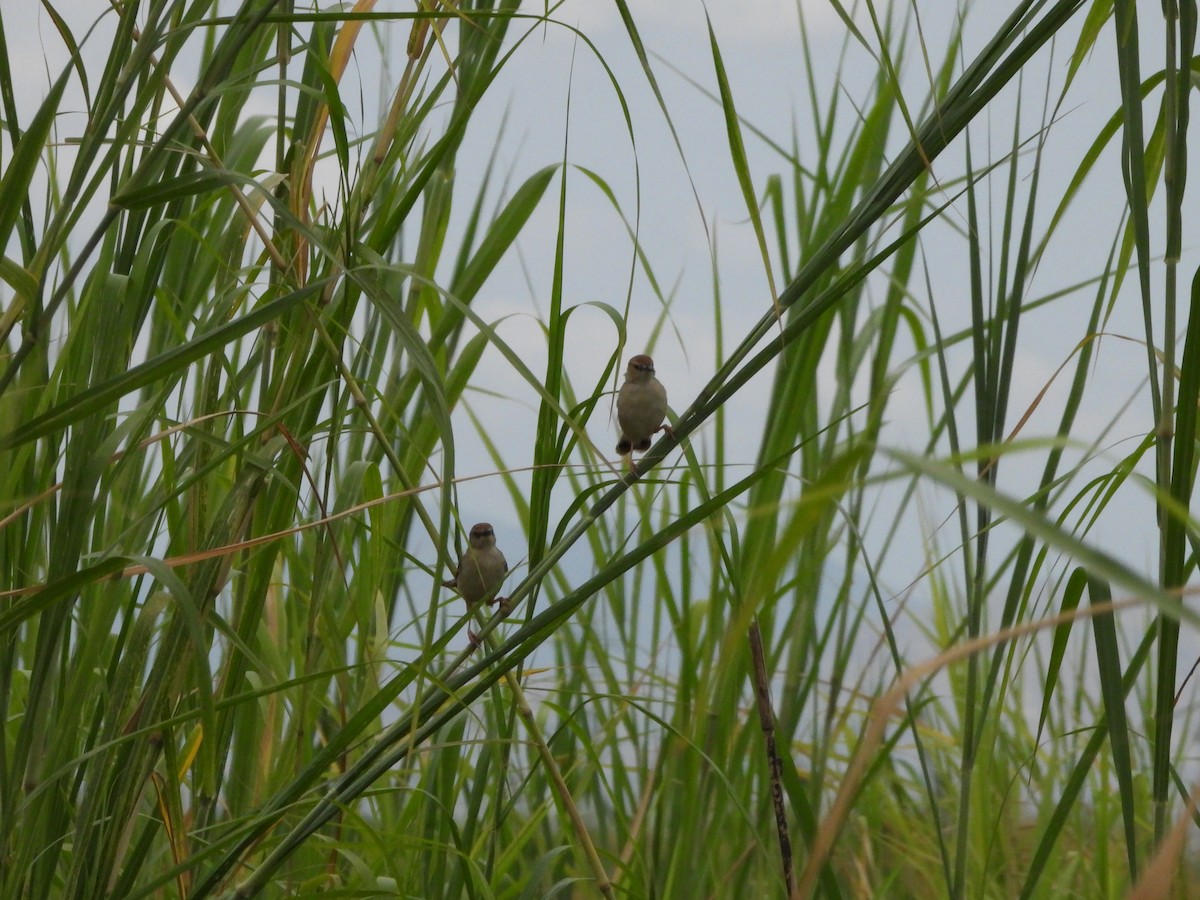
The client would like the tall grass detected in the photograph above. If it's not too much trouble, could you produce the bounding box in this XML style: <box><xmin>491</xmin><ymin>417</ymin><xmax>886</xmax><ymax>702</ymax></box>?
<box><xmin>0</xmin><ymin>0</ymin><xmax>1196</xmax><ymax>896</ymax></box>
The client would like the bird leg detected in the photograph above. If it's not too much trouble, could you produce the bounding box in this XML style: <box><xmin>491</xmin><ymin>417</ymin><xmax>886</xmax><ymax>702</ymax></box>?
<box><xmin>468</xmin><ymin>598</ymin><xmax>513</xmax><ymax>648</ymax></box>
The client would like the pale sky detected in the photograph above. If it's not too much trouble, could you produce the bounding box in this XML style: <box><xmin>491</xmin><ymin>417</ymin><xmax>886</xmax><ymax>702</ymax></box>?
<box><xmin>8</xmin><ymin>2</ymin><xmax>1192</xmax><ymax>670</ymax></box>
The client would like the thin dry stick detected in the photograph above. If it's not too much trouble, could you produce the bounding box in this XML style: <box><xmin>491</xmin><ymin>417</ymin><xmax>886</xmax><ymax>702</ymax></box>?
<box><xmin>616</xmin><ymin>748</ymin><xmax>659</xmax><ymax>874</ymax></box>
<box><xmin>749</xmin><ymin>621</ymin><xmax>794</xmax><ymax>894</ymax></box>
<box><xmin>0</xmin><ymin>462</ymin><xmax>589</xmax><ymax>600</ymax></box>
<box><xmin>794</xmin><ymin>594</ymin><xmax>1147</xmax><ymax>898</ymax></box>
<box><xmin>504</xmin><ymin>670</ymin><xmax>615</xmax><ymax>898</ymax></box>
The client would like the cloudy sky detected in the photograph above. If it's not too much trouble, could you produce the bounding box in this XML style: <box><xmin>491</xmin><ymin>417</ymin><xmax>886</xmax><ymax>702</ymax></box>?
<box><xmin>10</xmin><ymin>2</ymin><xmax>1190</xmax><ymax>667</ymax></box>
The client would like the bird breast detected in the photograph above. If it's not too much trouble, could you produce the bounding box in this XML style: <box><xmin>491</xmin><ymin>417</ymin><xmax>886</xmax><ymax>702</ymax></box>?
<box><xmin>456</xmin><ymin>551</ymin><xmax>507</xmax><ymax>604</ymax></box>
<box><xmin>618</xmin><ymin>378</ymin><xmax>667</xmax><ymax>436</ymax></box>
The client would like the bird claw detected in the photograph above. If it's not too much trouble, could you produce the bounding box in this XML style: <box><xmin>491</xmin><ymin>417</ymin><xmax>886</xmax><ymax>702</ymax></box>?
<box><xmin>467</xmin><ymin>628</ymin><xmax>481</xmax><ymax>649</ymax></box>
<box><xmin>622</xmin><ymin>425</ymin><xmax>674</xmax><ymax>476</ymax></box>
<box><xmin>491</xmin><ymin>596</ymin><xmax>513</xmax><ymax>616</ymax></box>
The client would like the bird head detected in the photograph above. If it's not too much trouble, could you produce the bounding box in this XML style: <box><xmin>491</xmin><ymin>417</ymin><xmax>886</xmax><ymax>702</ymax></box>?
<box><xmin>626</xmin><ymin>354</ymin><xmax>656</xmax><ymax>382</ymax></box>
<box><xmin>468</xmin><ymin>523</ymin><xmax>496</xmax><ymax>549</ymax></box>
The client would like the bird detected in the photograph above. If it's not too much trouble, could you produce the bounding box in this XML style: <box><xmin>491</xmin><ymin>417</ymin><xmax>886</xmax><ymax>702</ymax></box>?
<box><xmin>442</xmin><ymin>522</ymin><xmax>509</xmax><ymax>643</ymax></box>
<box><xmin>616</xmin><ymin>354</ymin><xmax>673</xmax><ymax>463</ymax></box>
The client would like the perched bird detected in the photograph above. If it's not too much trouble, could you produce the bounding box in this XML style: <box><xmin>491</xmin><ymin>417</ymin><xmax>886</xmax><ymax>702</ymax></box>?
<box><xmin>616</xmin><ymin>354</ymin><xmax>673</xmax><ymax>462</ymax></box>
<box><xmin>443</xmin><ymin>523</ymin><xmax>509</xmax><ymax>643</ymax></box>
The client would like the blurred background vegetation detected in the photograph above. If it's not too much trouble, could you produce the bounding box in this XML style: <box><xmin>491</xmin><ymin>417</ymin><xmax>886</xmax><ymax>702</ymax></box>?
<box><xmin>0</xmin><ymin>0</ymin><xmax>1198</xmax><ymax>896</ymax></box>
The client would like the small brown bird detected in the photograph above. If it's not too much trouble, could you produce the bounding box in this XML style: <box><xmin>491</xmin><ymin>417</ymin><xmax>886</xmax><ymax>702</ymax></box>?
<box><xmin>616</xmin><ymin>354</ymin><xmax>672</xmax><ymax>461</ymax></box>
<box><xmin>443</xmin><ymin>522</ymin><xmax>509</xmax><ymax>608</ymax></box>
